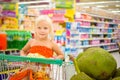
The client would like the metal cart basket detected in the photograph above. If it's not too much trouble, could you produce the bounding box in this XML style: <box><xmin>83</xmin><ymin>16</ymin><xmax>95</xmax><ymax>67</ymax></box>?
<box><xmin>0</xmin><ymin>54</ymin><xmax>63</xmax><ymax>80</ymax></box>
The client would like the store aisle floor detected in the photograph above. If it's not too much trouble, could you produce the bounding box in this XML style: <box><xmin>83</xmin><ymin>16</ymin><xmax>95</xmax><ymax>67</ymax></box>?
<box><xmin>111</xmin><ymin>52</ymin><xmax>120</xmax><ymax>68</ymax></box>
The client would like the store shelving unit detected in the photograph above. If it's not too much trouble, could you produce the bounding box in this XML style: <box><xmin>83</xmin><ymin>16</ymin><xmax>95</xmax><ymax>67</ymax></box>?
<box><xmin>65</xmin><ymin>13</ymin><xmax>120</xmax><ymax>56</ymax></box>
<box><xmin>0</xmin><ymin>49</ymin><xmax>20</xmax><ymax>55</ymax></box>
<box><xmin>18</xmin><ymin>0</ymin><xmax>53</xmax><ymax>31</ymax></box>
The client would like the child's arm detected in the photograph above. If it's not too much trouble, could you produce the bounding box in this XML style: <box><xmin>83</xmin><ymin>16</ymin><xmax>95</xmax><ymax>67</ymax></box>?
<box><xmin>52</xmin><ymin>41</ymin><xmax>64</xmax><ymax>60</ymax></box>
<box><xmin>20</xmin><ymin>39</ymin><xmax>32</xmax><ymax>56</ymax></box>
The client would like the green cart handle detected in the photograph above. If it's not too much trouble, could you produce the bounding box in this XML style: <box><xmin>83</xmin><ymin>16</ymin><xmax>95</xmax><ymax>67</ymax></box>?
<box><xmin>0</xmin><ymin>54</ymin><xmax>63</xmax><ymax>66</ymax></box>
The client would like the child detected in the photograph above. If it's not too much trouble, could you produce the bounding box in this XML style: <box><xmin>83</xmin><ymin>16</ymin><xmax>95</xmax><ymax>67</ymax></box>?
<box><xmin>20</xmin><ymin>15</ymin><xmax>64</xmax><ymax>60</ymax></box>
<box><xmin>9</xmin><ymin>15</ymin><xmax>64</xmax><ymax>80</ymax></box>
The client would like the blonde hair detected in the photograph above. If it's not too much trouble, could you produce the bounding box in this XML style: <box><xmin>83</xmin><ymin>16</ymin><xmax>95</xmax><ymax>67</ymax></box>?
<box><xmin>35</xmin><ymin>15</ymin><xmax>54</xmax><ymax>40</ymax></box>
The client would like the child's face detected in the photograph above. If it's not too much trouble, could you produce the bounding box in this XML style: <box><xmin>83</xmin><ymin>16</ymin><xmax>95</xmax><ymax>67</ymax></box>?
<box><xmin>35</xmin><ymin>20</ymin><xmax>51</xmax><ymax>39</ymax></box>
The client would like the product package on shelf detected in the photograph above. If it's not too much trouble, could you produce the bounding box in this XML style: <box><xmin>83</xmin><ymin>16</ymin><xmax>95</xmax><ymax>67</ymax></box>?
<box><xmin>54</xmin><ymin>0</ymin><xmax>74</xmax><ymax>9</ymax></box>
<box><xmin>0</xmin><ymin>31</ymin><xmax>7</xmax><ymax>50</ymax></box>
<box><xmin>0</xmin><ymin>30</ymin><xmax>32</xmax><ymax>55</ymax></box>
<box><xmin>0</xmin><ymin>3</ymin><xmax>19</xmax><ymax>30</ymax></box>
<box><xmin>5</xmin><ymin>30</ymin><xmax>32</xmax><ymax>50</ymax></box>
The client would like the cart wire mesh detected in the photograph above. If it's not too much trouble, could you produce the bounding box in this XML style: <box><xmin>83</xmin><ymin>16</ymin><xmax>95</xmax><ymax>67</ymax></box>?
<box><xmin>0</xmin><ymin>54</ymin><xmax>63</xmax><ymax>80</ymax></box>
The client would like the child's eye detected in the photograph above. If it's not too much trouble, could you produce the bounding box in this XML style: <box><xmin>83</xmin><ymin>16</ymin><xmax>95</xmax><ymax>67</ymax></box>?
<box><xmin>44</xmin><ymin>27</ymin><xmax>48</xmax><ymax>29</ymax></box>
<box><xmin>38</xmin><ymin>27</ymin><xmax>41</xmax><ymax>29</ymax></box>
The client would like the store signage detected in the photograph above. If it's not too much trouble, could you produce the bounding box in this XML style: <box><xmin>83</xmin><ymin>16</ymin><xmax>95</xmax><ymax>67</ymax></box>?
<box><xmin>2</xmin><ymin>10</ymin><xmax>16</xmax><ymax>17</ymax></box>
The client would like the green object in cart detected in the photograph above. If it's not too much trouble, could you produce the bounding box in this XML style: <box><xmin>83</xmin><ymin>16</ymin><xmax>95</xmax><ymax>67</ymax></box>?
<box><xmin>77</xmin><ymin>47</ymin><xmax>117</xmax><ymax>80</ymax></box>
<box><xmin>0</xmin><ymin>54</ymin><xmax>63</xmax><ymax>66</ymax></box>
<box><xmin>70</xmin><ymin>72</ymin><xmax>94</xmax><ymax>80</ymax></box>
<box><xmin>112</xmin><ymin>77</ymin><xmax>120</xmax><ymax>80</ymax></box>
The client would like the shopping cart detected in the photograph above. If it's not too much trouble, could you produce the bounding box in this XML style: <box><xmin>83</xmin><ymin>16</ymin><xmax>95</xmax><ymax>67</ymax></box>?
<box><xmin>117</xmin><ymin>42</ymin><xmax>120</xmax><ymax>54</ymax></box>
<box><xmin>0</xmin><ymin>54</ymin><xmax>63</xmax><ymax>80</ymax></box>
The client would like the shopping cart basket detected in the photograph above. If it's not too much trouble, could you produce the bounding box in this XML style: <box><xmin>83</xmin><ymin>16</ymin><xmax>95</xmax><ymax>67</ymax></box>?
<box><xmin>0</xmin><ymin>54</ymin><xmax>63</xmax><ymax>80</ymax></box>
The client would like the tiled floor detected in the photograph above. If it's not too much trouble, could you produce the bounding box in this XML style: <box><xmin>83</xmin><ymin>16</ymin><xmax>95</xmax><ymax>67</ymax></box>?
<box><xmin>111</xmin><ymin>52</ymin><xmax>120</xmax><ymax>68</ymax></box>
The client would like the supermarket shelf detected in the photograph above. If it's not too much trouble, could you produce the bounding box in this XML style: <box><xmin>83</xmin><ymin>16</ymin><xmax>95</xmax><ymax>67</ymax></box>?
<box><xmin>0</xmin><ymin>29</ymin><xmax>29</xmax><ymax>32</ymax></box>
<box><xmin>75</xmin><ymin>12</ymin><xmax>120</xmax><ymax>20</ymax></box>
<box><xmin>22</xmin><ymin>19</ymin><xmax>35</xmax><ymax>22</ymax></box>
<box><xmin>79</xmin><ymin>43</ymin><xmax>116</xmax><ymax>48</ymax></box>
<box><xmin>18</xmin><ymin>0</ymin><xmax>51</xmax><ymax>4</ymax></box>
<box><xmin>79</xmin><ymin>37</ymin><xmax>117</xmax><ymax>41</ymax></box>
<box><xmin>107</xmin><ymin>48</ymin><xmax>119</xmax><ymax>52</ymax></box>
<box><xmin>25</xmin><ymin>14</ymin><xmax>37</xmax><ymax>17</ymax></box>
<box><xmin>79</xmin><ymin>32</ymin><xmax>115</xmax><ymax>34</ymax></box>
<box><xmin>0</xmin><ymin>49</ymin><xmax>20</xmax><ymax>55</ymax></box>
<box><xmin>79</xmin><ymin>26</ymin><xmax>117</xmax><ymax>29</ymax></box>
<box><xmin>70</xmin><ymin>37</ymin><xmax>117</xmax><ymax>41</ymax></box>
<box><xmin>0</xmin><ymin>69</ymin><xmax>19</xmax><ymax>74</ymax></box>
<box><xmin>75</xmin><ymin>19</ymin><xmax>117</xmax><ymax>24</ymax></box>
<box><xmin>0</xmin><ymin>49</ymin><xmax>18</xmax><ymax>52</ymax></box>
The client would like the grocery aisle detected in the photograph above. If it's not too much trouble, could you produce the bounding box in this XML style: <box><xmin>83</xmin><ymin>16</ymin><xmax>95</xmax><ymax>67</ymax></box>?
<box><xmin>111</xmin><ymin>52</ymin><xmax>120</xmax><ymax>68</ymax></box>
<box><xmin>0</xmin><ymin>0</ymin><xmax>120</xmax><ymax>80</ymax></box>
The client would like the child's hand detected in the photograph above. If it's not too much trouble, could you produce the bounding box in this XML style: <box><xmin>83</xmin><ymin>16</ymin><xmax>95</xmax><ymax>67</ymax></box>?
<box><xmin>49</xmin><ymin>56</ymin><xmax>59</xmax><ymax>59</ymax></box>
<box><xmin>54</xmin><ymin>56</ymin><xmax>64</xmax><ymax>60</ymax></box>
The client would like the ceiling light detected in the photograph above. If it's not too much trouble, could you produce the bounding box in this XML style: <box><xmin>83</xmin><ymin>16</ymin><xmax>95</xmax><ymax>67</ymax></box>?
<box><xmin>76</xmin><ymin>1</ymin><xmax>120</xmax><ymax>5</ymax></box>
<box><xmin>111</xmin><ymin>11</ymin><xmax>120</xmax><ymax>12</ymax></box>
<box><xmin>115</xmin><ymin>5</ymin><xmax>120</xmax><ymax>7</ymax></box>
<box><xmin>76</xmin><ymin>2</ymin><xmax>105</xmax><ymax>5</ymax></box>
<box><xmin>96</xmin><ymin>5</ymin><xmax>108</xmax><ymax>7</ymax></box>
